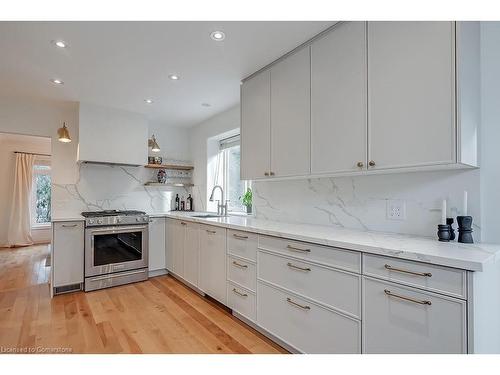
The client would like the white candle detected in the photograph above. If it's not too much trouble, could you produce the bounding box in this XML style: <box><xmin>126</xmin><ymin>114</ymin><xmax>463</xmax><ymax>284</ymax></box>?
<box><xmin>442</xmin><ymin>199</ymin><xmax>447</xmax><ymax>225</ymax></box>
<box><xmin>463</xmin><ymin>191</ymin><xmax>468</xmax><ymax>216</ymax></box>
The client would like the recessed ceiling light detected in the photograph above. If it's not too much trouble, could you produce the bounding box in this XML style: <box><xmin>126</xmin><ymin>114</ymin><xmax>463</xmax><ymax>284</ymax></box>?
<box><xmin>210</xmin><ymin>31</ymin><xmax>225</xmax><ymax>41</ymax></box>
<box><xmin>52</xmin><ymin>40</ymin><xmax>68</xmax><ymax>48</ymax></box>
<box><xmin>50</xmin><ymin>78</ymin><xmax>64</xmax><ymax>85</ymax></box>
<box><xmin>144</xmin><ymin>99</ymin><xmax>154</xmax><ymax>104</ymax></box>
<box><xmin>201</xmin><ymin>103</ymin><xmax>211</xmax><ymax>107</ymax></box>
<box><xmin>168</xmin><ymin>74</ymin><xmax>180</xmax><ymax>80</ymax></box>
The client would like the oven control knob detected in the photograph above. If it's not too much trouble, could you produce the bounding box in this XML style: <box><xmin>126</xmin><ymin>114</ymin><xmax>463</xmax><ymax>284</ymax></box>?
<box><xmin>143</xmin><ymin>217</ymin><xmax>148</xmax><ymax>222</ymax></box>
<box><xmin>97</xmin><ymin>219</ymin><xmax>103</xmax><ymax>224</ymax></box>
<box><xmin>136</xmin><ymin>217</ymin><xmax>140</xmax><ymax>222</ymax></box>
<box><xmin>116</xmin><ymin>218</ymin><xmax>122</xmax><ymax>223</ymax></box>
<box><xmin>88</xmin><ymin>219</ymin><xmax>94</xmax><ymax>225</ymax></box>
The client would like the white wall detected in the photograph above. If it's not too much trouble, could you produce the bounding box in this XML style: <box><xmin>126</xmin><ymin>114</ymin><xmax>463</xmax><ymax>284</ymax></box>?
<box><xmin>189</xmin><ymin>105</ymin><xmax>240</xmax><ymax>212</ymax></box>
<box><xmin>480</xmin><ymin>22</ymin><xmax>500</xmax><ymax>244</ymax></box>
<box><xmin>148</xmin><ymin>121</ymin><xmax>192</xmax><ymax>162</ymax></box>
<box><xmin>0</xmin><ymin>134</ymin><xmax>52</xmax><ymax>246</ymax></box>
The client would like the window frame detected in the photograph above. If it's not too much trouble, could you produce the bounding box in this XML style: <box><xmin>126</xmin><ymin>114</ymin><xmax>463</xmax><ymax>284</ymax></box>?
<box><xmin>31</xmin><ymin>161</ymin><xmax>52</xmax><ymax>229</ymax></box>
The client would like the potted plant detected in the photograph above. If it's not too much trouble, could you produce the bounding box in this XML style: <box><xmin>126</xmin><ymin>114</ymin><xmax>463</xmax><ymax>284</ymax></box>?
<box><xmin>240</xmin><ymin>187</ymin><xmax>253</xmax><ymax>214</ymax></box>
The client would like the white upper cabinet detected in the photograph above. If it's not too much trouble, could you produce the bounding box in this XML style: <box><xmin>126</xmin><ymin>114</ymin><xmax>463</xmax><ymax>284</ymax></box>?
<box><xmin>311</xmin><ymin>21</ymin><xmax>367</xmax><ymax>174</ymax></box>
<box><xmin>271</xmin><ymin>47</ymin><xmax>311</xmax><ymax>177</ymax></box>
<box><xmin>367</xmin><ymin>21</ymin><xmax>456</xmax><ymax>170</ymax></box>
<box><xmin>241</xmin><ymin>70</ymin><xmax>271</xmax><ymax>180</ymax></box>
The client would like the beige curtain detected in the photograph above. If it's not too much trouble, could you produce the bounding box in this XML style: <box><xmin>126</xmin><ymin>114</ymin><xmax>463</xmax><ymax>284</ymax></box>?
<box><xmin>7</xmin><ymin>153</ymin><xmax>36</xmax><ymax>247</ymax></box>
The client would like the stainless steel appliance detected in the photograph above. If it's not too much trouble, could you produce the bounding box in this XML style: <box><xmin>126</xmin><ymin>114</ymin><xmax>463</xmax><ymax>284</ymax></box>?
<box><xmin>83</xmin><ymin>210</ymin><xmax>149</xmax><ymax>291</ymax></box>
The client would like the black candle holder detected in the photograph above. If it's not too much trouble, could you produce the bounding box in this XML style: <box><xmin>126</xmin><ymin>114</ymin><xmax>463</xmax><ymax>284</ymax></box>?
<box><xmin>437</xmin><ymin>224</ymin><xmax>452</xmax><ymax>242</ymax></box>
<box><xmin>457</xmin><ymin>216</ymin><xmax>474</xmax><ymax>244</ymax></box>
<box><xmin>447</xmin><ymin>218</ymin><xmax>455</xmax><ymax>241</ymax></box>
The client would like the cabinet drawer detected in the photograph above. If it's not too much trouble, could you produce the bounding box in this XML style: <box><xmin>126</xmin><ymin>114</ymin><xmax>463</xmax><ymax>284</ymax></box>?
<box><xmin>227</xmin><ymin>230</ymin><xmax>258</xmax><ymax>261</ymax></box>
<box><xmin>363</xmin><ymin>254</ymin><xmax>467</xmax><ymax>299</ymax></box>
<box><xmin>227</xmin><ymin>255</ymin><xmax>256</xmax><ymax>292</ymax></box>
<box><xmin>258</xmin><ymin>235</ymin><xmax>360</xmax><ymax>273</ymax></box>
<box><xmin>362</xmin><ymin>277</ymin><xmax>467</xmax><ymax>353</ymax></box>
<box><xmin>227</xmin><ymin>282</ymin><xmax>256</xmax><ymax>322</ymax></box>
<box><xmin>257</xmin><ymin>282</ymin><xmax>361</xmax><ymax>353</ymax></box>
<box><xmin>259</xmin><ymin>250</ymin><xmax>360</xmax><ymax>318</ymax></box>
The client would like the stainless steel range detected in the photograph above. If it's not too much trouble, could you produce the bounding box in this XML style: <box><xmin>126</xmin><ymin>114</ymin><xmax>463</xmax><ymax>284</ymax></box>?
<box><xmin>82</xmin><ymin>210</ymin><xmax>149</xmax><ymax>292</ymax></box>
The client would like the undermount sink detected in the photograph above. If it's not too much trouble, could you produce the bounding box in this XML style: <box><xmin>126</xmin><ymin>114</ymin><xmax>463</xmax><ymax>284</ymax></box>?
<box><xmin>191</xmin><ymin>214</ymin><xmax>224</xmax><ymax>218</ymax></box>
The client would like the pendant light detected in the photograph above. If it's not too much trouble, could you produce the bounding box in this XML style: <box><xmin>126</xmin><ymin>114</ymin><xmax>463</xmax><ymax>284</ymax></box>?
<box><xmin>148</xmin><ymin>135</ymin><xmax>161</xmax><ymax>152</ymax></box>
<box><xmin>57</xmin><ymin>122</ymin><xmax>71</xmax><ymax>143</ymax></box>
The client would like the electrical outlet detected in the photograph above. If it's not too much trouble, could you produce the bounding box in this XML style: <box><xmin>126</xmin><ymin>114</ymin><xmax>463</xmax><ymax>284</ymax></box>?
<box><xmin>386</xmin><ymin>199</ymin><xmax>406</xmax><ymax>221</ymax></box>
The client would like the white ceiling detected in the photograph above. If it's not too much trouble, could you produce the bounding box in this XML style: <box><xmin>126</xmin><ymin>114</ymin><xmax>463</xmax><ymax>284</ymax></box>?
<box><xmin>0</xmin><ymin>21</ymin><xmax>332</xmax><ymax>127</ymax></box>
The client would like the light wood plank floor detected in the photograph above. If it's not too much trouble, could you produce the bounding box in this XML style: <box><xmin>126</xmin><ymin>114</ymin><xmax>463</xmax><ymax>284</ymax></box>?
<box><xmin>0</xmin><ymin>245</ymin><xmax>287</xmax><ymax>354</ymax></box>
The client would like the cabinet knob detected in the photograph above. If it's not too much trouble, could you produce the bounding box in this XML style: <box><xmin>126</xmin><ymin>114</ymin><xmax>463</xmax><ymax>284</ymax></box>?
<box><xmin>356</xmin><ymin>161</ymin><xmax>364</xmax><ymax>168</ymax></box>
<box><xmin>264</xmin><ymin>172</ymin><xmax>269</xmax><ymax>176</ymax></box>
<box><xmin>270</xmin><ymin>171</ymin><xmax>275</xmax><ymax>176</ymax></box>
<box><xmin>368</xmin><ymin>160</ymin><xmax>376</xmax><ymax>167</ymax></box>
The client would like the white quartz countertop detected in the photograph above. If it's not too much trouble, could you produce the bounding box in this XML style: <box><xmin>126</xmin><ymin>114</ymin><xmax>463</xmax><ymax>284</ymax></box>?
<box><xmin>159</xmin><ymin>211</ymin><xmax>500</xmax><ymax>272</ymax></box>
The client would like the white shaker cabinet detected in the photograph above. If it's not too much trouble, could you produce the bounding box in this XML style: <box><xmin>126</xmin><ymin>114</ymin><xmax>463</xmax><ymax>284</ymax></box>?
<box><xmin>240</xmin><ymin>70</ymin><xmax>271</xmax><ymax>180</ymax></box>
<box><xmin>199</xmin><ymin>224</ymin><xmax>227</xmax><ymax>304</ymax></box>
<box><xmin>183</xmin><ymin>221</ymin><xmax>200</xmax><ymax>287</ymax></box>
<box><xmin>367</xmin><ymin>21</ymin><xmax>456</xmax><ymax>170</ymax></box>
<box><xmin>148</xmin><ymin>217</ymin><xmax>166</xmax><ymax>273</ymax></box>
<box><xmin>311</xmin><ymin>21</ymin><xmax>367</xmax><ymax>174</ymax></box>
<box><xmin>270</xmin><ymin>47</ymin><xmax>311</xmax><ymax>177</ymax></box>
<box><xmin>362</xmin><ymin>277</ymin><xmax>467</xmax><ymax>353</ymax></box>
<box><xmin>52</xmin><ymin>221</ymin><xmax>84</xmax><ymax>291</ymax></box>
<box><xmin>171</xmin><ymin>219</ymin><xmax>186</xmax><ymax>277</ymax></box>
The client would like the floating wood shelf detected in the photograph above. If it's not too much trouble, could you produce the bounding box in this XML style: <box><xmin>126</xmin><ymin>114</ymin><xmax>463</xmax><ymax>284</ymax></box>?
<box><xmin>144</xmin><ymin>182</ymin><xmax>194</xmax><ymax>187</ymax></box>
<box><xmin>144</xmin><ymin>164</ymin><xmax>194</xmax><ymax>171</ymax></box>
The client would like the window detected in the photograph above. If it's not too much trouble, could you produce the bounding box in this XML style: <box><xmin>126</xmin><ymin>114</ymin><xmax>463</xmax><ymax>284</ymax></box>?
<box><xmin>31</xmin><ymin>163</ymin><xmax>51</xmax><ymax>227</ymax></box>
<box><xmin>214</xmin><ymin>135</ymin><xmax>250</xmax><ymax>213</ymax></box>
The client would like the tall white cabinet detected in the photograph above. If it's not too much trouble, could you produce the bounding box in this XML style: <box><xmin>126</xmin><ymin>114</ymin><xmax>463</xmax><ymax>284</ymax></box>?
<box><xmin>199</xmin><ymin>224</ymin><xmax>227</xmax><ymax>304</ymax></box>
<box><xmin>367</xmin><ymin>21</ymin><xmax>456</xmax><ymax>170</ymax></box>
<box><xmin>148</xmin><ymin>217</ymin><xmax>166</xmax><ymax>274</ymax></box>
<box><xmin>311</xmin><ymin>21</ymin><xmax>367</xmax><ymax>174</ymax></box>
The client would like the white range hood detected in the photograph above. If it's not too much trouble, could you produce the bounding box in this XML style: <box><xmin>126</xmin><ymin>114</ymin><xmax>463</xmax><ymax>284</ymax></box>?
<box><xmin>77</xmin><ymin>103</ymin><xmax>148</xmax><ymax>167</ymax></box>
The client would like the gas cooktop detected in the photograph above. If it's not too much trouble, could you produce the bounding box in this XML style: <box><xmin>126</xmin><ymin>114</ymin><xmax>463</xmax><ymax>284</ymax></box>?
<box><xmin>81</xmin><ymin>210</ymin><xmax>146</xmax><ymax>218</ymax></box>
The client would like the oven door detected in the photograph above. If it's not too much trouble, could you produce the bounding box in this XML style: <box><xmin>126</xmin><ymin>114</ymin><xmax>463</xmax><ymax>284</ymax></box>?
<box><xmin>85</xmin><ymin>225</ymin><xmax>149</xmax><ymax>277</ymax></box>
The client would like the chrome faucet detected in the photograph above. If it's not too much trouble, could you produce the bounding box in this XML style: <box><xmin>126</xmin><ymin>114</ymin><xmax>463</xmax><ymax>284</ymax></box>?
<box><xmin>209</xmin><ymin>185</ymin><xmax>228</xmax><ymax>216</ymax></box>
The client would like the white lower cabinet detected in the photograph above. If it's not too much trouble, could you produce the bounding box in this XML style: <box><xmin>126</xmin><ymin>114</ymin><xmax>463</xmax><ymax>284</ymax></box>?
<box><xmin>227</xmin><ymin>282</ymin><xmax>256</xmax><ymax>322</ymax></box>
<box><xmin>199</xmin><ymin>224</ymin><xmax>227</xmax><ymax>304</ymax></box>
<box><xmin>52</xmin><ymin>221</ymin><xmax>85</xmax><ymax>289</ymax></box>
<box><xmin>148</xmin><ymin>217</ymin><xmax>166</xmax><ymax>272</ymax></box>
<box><xmin>362</xmin><ymin>277</ymin><xmax>467</xmax><ymax>353</ymax></box>
<box><xmin>257</xmin><ymin>281</ymin><xmax>361</xmax><ymax>353</ymax></box>
<box><xmin>183</xmin><ymin>222</ymin><xmax>200</xmax><ymax>287</ymax></box>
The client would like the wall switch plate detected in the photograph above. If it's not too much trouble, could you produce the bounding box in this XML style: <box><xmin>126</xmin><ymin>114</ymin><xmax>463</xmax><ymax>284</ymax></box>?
<box><xmin>386</xmin><ymin>199</ymin><xmax>406</xmax><ymax>221</ymax></box>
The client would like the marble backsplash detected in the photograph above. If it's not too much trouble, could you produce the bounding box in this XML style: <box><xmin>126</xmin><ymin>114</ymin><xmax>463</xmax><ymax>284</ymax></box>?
<box><xmin>252</xmin><ymin>169</ymin><xmax>481</xmax><ymax>239</ymax></box>
<box><xmin>52</xmin><ymin>163</ymin><xmax>191</xmax><ymax>217</ymax></box>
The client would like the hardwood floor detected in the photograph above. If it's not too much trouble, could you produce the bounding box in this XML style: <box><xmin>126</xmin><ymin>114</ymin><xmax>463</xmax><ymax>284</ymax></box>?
<box><xmin>0</xmin><ymin>245</ymin><xmax>287</xmax><ymax>354</ymax></box>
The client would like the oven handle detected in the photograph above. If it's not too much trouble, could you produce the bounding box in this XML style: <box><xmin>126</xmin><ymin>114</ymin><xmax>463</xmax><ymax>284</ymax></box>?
<box><xmin>88</xmin><ymin>225</ymin><xmax>148</xmax><ymax>234</ymax></box>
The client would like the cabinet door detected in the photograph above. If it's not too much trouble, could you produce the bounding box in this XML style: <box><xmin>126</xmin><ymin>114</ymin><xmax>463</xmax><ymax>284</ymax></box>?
<box><xmin>148</xmin><ymin>217</ymin><xmax>165</xmax><ymax>272</ymax></box>
<box><xmin>270</xmin><ymin>47</ymin><xmax>311</xmax><ymax>177</ymax></box>
<box><xmin>362</xmin><ymin>277</ymin><xmax>466</xmax><ymax>353</ymax></box>
<box><xmin>52</xmin><ymin>221</ymin><xmax>84</xmax><ymax>287</ymax></box>
<box><xmin>240</xmin><ymin>70</ymin><xmax>271</xmax><ymax>180</ymax></box>
<box><xmin>199</xmin><ymin>225</ymin><xmax>227</xmax><ymax>304</ymax></box>
<box><xmin>172</xmin><ymin>220</ymin><xmax>186</xmax><ymax>277</ymax></box>
<box><xmin>165</xmin><ymin>219</ymin><xmax>174</xmax><ymax>272</ymax></box>
<box><xmin>311</xmin><ymin>21</ymin><xmax>367</xmax><ymax>174</ymax></box>
<box><xmin>367</xmin><ymin>21</ymin><xmax>455</xmax><ymax>169</ymax></box>
<box><xmin>183</xmin><ymin>222</ymin><xmax>199</xmax><ymax>287</ymax></box>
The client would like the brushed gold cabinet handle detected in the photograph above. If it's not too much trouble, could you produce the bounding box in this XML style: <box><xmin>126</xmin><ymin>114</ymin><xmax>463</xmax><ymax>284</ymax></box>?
<box><xmin>368</xmin><ymin>160</ymin><xmax>376</xmax><ymax>167</ymax></box>
<box><xmin>61</xmin><ymin>224</ymin><xmax>77</xmax><ymax>228</ymax></box>
<box><xmin>233</xmin><ymin>233</ymin><xmax>248</xmax><ymax>240</ymax></box>
<box><xmin>180</xmin><ymin>222</ymin><xmax>187</xmax><ymax>226</ymax></box>
<box><xmin>286</xmin><ymin>297</ymin><xmax>311</xmax><ymax>310</ymax></box>
<box><xmin>206</xmin><ymin>229</ymin><xmax>217</xmax><ymax>234</ymax></box>
<box><xmin>264</xmin><ymin>172</ymin><xmax>269</xmax><ymax>176</ymax></box>
<box><xmin>232</xmin><ymin>288</ymin><xmax>248</xmax><ymax>297</ymax></box>
<box><xmin>384</xmin><ymin>289</ymin><xmax>432</xmax><ymax>306</ymax></box>
<box><xmin>270</xmin><ymin>171</ymin><xmax>275</xmax><ymax>176</ymax></box>
<box><xmin>384</xmin><ymin>264</ymin><xmax>432</xmax><ymax>277</ymax></box>
<box><xmin>286</xmin><ymin>244</ymin><xmax>311</xmax><ymax>253</ymax></box>
<box><xmin>357</xmin><ymin>161</ymin><xmax>364</xmax><ymax>168</ymax></box>
<box><xmin>232</xmin><ymin>261</ymin><xmax>248</xmax><ymax>269</ymax></box>
<box><xmin>287</xmin><ymin>262</ymin><xmax>311</xmax><ymax>272</ymax></box>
